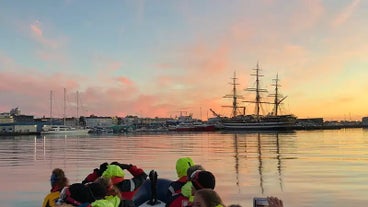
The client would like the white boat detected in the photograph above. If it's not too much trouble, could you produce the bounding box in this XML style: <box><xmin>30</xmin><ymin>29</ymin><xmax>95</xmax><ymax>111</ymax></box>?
<box><xmin>41</xmin><ymin>125</ymin><xmax>90</xmax><ymax>135</ymax></box>
<box><xmin>42</xmin><ymin>89</ymin><xmax>90</xmax><ymax>135</ymax></box>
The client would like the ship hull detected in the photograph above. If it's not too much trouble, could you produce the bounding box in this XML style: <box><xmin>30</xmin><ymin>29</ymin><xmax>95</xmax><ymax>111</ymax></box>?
<box><xmin>219</xmin><ymin>115</ymin><xmax>296</xmax><ymax>130</ymax></box>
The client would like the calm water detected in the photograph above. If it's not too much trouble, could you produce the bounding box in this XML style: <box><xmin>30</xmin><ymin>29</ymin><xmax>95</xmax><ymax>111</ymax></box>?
<box><xmin>1</xmin><ymin>128</ymin><xmax>368</xmax><ymax>207</ymax></box>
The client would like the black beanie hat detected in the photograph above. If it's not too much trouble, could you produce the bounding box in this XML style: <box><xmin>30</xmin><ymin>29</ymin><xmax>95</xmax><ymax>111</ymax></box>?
<box><xmin>88</xmin><ymin>182</ymin><xmax>107</xmax><ymax>200</ymax></box>
<box><xmin>69</xmin><ymin>183</ymin><xmax>94</xmax><ymax>203</ymax></box>
<box><xmin>191</xmin><ymin>170</ymin><xmax>216</xmax><ymax>190</ymax></box>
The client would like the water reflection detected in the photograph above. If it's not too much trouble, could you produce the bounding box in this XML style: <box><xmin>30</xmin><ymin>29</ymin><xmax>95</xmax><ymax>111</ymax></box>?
<box><xmin>230</xmin><ymin>131</ymin><xmax>295</xmax><ymax>194</ymax></box>
<box><xmin>1</xmin><ymin>129</ymin><xmax>368</xmax><ymax>207</ymax></box>
<box><xmin>233</xmin><ymin>134</ymin><xmax>239</xmax><ymax>188</ymax></box>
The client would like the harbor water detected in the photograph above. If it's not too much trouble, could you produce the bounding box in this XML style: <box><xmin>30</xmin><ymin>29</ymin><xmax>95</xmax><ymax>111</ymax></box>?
<box><xmin>0</xmin><ymin>128</ymin><xmax>368</xmax><ymax>207</ymax></box>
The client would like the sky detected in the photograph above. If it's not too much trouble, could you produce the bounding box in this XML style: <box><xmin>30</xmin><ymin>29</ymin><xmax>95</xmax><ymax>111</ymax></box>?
<box><xmin>0</xmin><ymin>0</ymin><xmax>367</xmax><ymax>121</ymax></box>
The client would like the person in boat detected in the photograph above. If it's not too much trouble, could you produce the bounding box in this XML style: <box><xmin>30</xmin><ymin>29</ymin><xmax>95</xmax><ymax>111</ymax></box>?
<box><xmin>166</xmin><ymin>157</ymin><xmax>194</xmax><ymax>207</ymax></box>
<box><xmin>56</xmin><ymin>180</ymin><xmax>124</xmax><ymax>207</ymax></box>
<box><xmin>42</xmin><ymin>168</ymin><xmax>69</xmax><ymax>207</ymax></box>
<box><xmin>180</xmin><ymin>165</ymin><xmax>205</xmax><ymax>205</ymax></box>
<box><xmin>102</xmin><ymin>162</ymin><xmax>148</xmax><ymax>201</ymax></box>
<box><xmin>192</xmin><ymin>189</ymin><xmax>225</xmax><ymax>207</ymax></box>
<box><xmin>82</xmin><ymin>162</ymin><xmax>109</xmax><ymax>184</ymax></box>
<box><xmin>266</xmin><ymin>197</ymin><xmax>284</xmax><ymax>207</ymax></box>
<box><xmin>168</xmin><ymin>170</ymin><xmax>216</xmax><ymax>207</ymax></box>
<box><xmin>93</xmin><ymin>177</ymin><xmax>135</xmax><ymax>207</ymax></box>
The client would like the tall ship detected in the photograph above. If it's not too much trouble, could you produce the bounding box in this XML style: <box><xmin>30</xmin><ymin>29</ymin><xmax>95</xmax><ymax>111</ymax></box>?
<box><xmin>211</xmin><ymin>63</ymin><xmax>297</xmax><ymax>130</ymax></box>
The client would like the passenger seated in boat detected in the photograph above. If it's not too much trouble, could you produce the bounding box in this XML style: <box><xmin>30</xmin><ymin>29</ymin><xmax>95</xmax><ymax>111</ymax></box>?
<box><xmin>94</xmin><ymin>177</ymin><xmax>135</xmax><ymax>207</ymax></box>
<box><xmin>266</xmin><ymin>197</ymin><xmax>284</xmax><ymax>207</ymax></box>
<box><xmin>42</xmin><ymin>168</ymin><xmax>69</xmax><ymax>207</ymax></box>
<box><xmin>192</xmin><ymin>189</ymin><xmax>225</xmax><ymax>207</ymax></box>
<box><xmin>181</xmin><ymin>165</ymin><xmax>205</xmax><ymax>203</ymax></box>
<box><xmin>102</xmin><ymin>162</ymin><xmax>148</xmax><ymax>201</ymax></box>
<box><xmin>166</xmin><ymin>157</ymin><xmax>194</xmax><ymax>207</ymax></box>
<box><xmin>56</xmin><ymin>180</ymin><xmax>125</xmax><ymax>207</ymax></box>
<box><xmin>167</xmin><ymin>170</ymin><xmax>216</xmax><ymax>207</ymax></box>
<box><xmin>82</xmin><ymin>162</ymin><xmax>109</xmax><ymax>184</ymax></box>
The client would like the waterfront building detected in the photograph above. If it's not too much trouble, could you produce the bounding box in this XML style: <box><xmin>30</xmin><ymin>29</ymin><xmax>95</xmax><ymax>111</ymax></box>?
<box><xmin>362</xmin><ymin>117</ymin><xmax>368</xmax><ymax>128</ymax></box>
<box><xmin>85</xmin><ymin>116</ymin><xmax>116</xmax><ymax>128</ymax></box>
<box><xmin>0</xmin><ymin>113</ymin><xmax>14</xmax><ymax>124</ymax></box>
<box><xmin>0</xmin><ymin>123</ymin><xmax>38</xmax><ymax>135</ymax></box>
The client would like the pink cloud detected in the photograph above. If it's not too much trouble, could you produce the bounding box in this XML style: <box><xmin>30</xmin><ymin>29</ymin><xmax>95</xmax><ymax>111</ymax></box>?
<box><xmin>332</xmin><ymin>0</ymin><xmax>361</xmax><ymax>27</ymax></box>
<box><xmin>0</xmin><ymin>69</ymin><xmax>80</xmax><ymax>117</ymax></box>
<box><xmin>29</xmin><ymin>20</ymin><xmax>62</xmax><ymax>49</ymax></box>
<box><xmin>116</xmin><ymin>76</ymin><xmax>134</xmax><ymax>86</ymax></box>
<box><xmin>30</xmin><ymin>21</ymin><xmax>43</xmax><ymax>36</ymax></box>
<box><xmin>289</xmin><ymin>0</ymin><xmax>324</xmax><ymax>31</ymax></box>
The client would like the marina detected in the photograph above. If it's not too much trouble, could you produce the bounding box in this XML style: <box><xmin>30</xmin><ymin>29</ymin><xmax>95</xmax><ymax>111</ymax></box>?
<box><xmin>1</xmin><ymin>1</ymin><xmax>368</xmax><ymax>207</ymax></box>
<box><xmin>0</xmin><ymin>128</ymin><xmax>367</xmax><ymax>207</ymax></box>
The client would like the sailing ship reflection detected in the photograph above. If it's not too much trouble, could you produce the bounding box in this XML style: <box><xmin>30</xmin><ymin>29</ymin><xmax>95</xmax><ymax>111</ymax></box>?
<box><xmin>232</xmin><ymin>131</ymin><xmax>288</xmax><ymax>194</ymax></box>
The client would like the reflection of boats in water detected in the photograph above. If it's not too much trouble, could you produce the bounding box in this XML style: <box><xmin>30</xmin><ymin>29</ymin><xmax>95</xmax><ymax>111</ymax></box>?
<box><xmin>211</xmin><ymin>63</ymin><xmax>297</xmax><ymax>130</ymax></box>
<box><xmin>41</xmin><ymin>125</ymin><xmax>90</xmax><ymax>135</ymax></box>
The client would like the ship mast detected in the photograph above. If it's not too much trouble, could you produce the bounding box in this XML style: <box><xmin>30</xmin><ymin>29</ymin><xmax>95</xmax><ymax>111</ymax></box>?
<box><xmin>223</xmin><ymin>71</ymin><xmax>245</xmax><ymax>118</ymax></box>
<box><xmin>244</xmin><ymin>63</ymin><xmax>268</xmax><ymax>120</ymax></box>
<box><xmin>269</xmin><ymin>73</ymin><xmax>287</xmax><ymax>116</ymax></box>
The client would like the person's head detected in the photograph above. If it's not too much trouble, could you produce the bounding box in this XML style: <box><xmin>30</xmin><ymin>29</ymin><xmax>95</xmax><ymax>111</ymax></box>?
<box><xmin>94</xmin><ymin>176</ymin><xmax>121</xmax><ymax>198</ymax></box>
<box><xmin>187</xmin><ymin>165</ymin><xmax>205</xmax><ymax>181</ymax></box>
<box><xmin>66</xmin><ymin>182</ymin><xmax>107</xmax><ymax>204</ymax></box>
<box><xmin>50</xmin><ymin>168</ymin><xmax>68</xmax><ymax>189</ymax></box>
<box><xmin>190</xmin><ymin>170</ymin><xmax>216</xmax><ymax>194</ymax></box>
<box><xmin>102</xmin><ymin>164</ymin><xmax>125</xmax><ymax>185</ymax></box>
<box><xmin>228</xmin><ymin>205</ymin><xmax>242</xmax><ymax>207</ymax></box>
<box><xmin>176</xmin><ymin>157</ymin><xmax>194</xmax><ymax>178</ymax></box>
<box><xmin>193</xmin><ymin>189</ymin><xmax>225</xmax><ymax>207</ymax></box>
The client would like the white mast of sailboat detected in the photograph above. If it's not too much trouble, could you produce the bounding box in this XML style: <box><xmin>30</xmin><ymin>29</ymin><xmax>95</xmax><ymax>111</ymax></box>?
<box><xmin>76</xmin><ymin>91</ymin><xmax>79</xmax><ymax>118</ymax></box>
<box><xmin>50</xmin><ymin>90</ymin><xmax>53</xmax><ymax>125</ymax></box>
<box><xmin>63</xmin><ymin>88</ymin><xmax>66</xmax><ymax>125</ymax></box>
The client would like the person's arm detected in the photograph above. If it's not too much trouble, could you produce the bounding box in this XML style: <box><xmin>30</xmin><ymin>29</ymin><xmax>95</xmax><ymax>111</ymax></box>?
<box><xmin>267</xmin><ymin>197</ymin><xmax>283</xmax><ymax>207</ymax></box>
<box><xmin>114</xmin><ymin>163</ymin><xmax>148</xmax><ymax>192</ymax></box>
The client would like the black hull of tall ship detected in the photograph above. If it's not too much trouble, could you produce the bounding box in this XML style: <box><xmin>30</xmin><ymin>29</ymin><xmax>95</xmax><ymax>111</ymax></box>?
<box><xmin>218</xmin><ymin>115</ymin><xmax>297</xmax><ymax>130</ymax></box>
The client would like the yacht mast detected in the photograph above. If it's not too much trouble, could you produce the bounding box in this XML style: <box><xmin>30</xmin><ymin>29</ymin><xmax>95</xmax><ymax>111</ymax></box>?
<box><xmin>63</xmin><ymin>88</ymin><xmax>66</xmax><ymax>125</ymax></box>
<box><xmin>76</xmin><ymin>90</ymin><xmax>79</xmax><ymax>118</ymax></box>
<box><xmin>50</xmin><ymin>90</ymin><xmax>53</xmax><ymax>125</ymax></box>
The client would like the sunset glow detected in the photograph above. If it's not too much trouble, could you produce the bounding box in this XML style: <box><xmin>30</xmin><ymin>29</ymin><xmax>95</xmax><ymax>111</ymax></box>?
<box><xmin>1</xmin><ymin>1</ymin><xmax>367</xmax><ymax>121</ymax></box>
